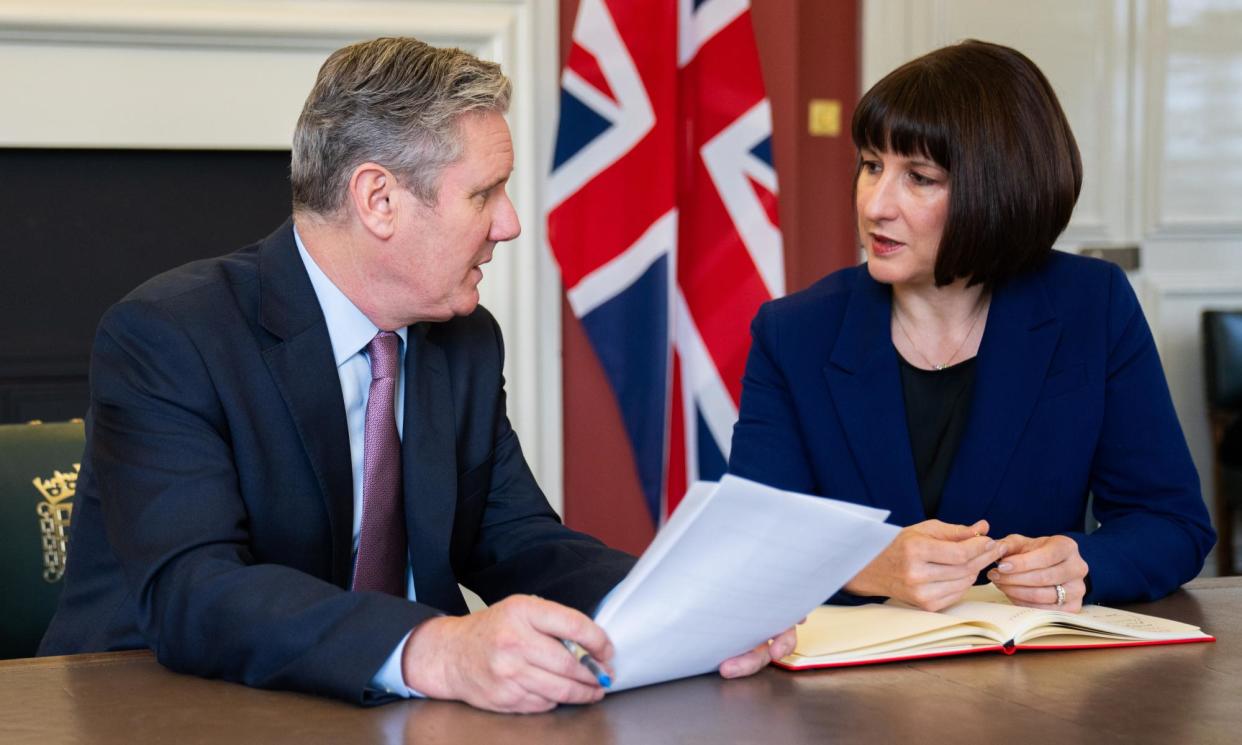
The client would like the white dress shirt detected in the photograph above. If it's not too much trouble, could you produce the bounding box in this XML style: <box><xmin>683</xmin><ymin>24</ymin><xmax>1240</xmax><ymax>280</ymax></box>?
<box><xmin>294</xmin><ymin>227</ymin><xmax>417</xmax><ymax>698</ymax></box>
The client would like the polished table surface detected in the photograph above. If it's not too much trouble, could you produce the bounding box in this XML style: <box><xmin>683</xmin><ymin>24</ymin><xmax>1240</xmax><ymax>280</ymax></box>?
<box><xmin>3</xmin><ymin>577</ymin><xmax>1240</xmax><ymax>745</ymax></box>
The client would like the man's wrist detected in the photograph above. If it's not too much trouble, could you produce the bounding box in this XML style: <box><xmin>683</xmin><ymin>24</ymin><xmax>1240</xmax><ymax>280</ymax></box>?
<box><xmin>369</xmin><ymin>630</ymin><xmax>417</xmax><ymax>699</ymax></box>
<box><xmin>402</xmin><ymin>615</ymin><xmax>454</xmax><ymax>698</ymax></box>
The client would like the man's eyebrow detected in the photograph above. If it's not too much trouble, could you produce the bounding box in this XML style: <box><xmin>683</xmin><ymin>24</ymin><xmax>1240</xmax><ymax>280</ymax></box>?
<box><xmin>474</xmin><ymin>170</ymin><xmax>513</xmax><ymax>194</ymax></box>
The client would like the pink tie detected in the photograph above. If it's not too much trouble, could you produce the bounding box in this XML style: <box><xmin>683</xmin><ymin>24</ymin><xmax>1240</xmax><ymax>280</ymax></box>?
<box><xmin>352</xmin><ymin>331</ymin><xmax>406</xmax><ymax>596</ymax></box>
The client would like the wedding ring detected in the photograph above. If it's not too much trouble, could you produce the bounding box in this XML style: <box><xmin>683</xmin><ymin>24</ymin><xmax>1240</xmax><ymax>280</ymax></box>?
<box><xmin>1054</xmin><ymin>584</ymin><xmax>1066</xmax><ymax>607</ymax></box>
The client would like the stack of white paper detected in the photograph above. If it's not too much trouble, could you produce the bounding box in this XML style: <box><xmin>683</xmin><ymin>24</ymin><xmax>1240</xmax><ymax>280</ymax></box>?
<box><xmin>595</xmin><ymin>474</ymin><xmax>899</xmax><ymax>692</ymax></box>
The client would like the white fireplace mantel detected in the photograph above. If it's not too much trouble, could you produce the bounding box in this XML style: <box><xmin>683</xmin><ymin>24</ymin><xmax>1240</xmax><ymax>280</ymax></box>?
<box><xmin>0</xmin><ymin>0</ymin><xmax>566</xmax><ymax>511</ymax></box>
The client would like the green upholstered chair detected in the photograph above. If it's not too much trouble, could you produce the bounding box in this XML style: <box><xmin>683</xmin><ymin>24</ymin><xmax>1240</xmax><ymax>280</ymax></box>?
<box><xmin>0</xmin><ymin>420</ymin><xmax>85</xmax><ymax>659</ymax></box>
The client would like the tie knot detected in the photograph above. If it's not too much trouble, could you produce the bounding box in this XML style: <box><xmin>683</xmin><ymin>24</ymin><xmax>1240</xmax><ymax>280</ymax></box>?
<box><xmin>367</xmin><ymin>331</ymin><xmax>399</xmax><ymax>381</ymax></box>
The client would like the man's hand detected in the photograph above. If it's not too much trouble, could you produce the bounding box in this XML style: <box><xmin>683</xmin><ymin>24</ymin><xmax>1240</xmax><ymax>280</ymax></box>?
<box><xmin>988</xmin><ymin>534</ymin><xmax>1089</xmax><ymax>612</ymax></box>
<box><xmin>844</xmin><ymin>519</ymin><xmax>1007</xmax><ymax>611</ymax></box>
<box><xmin>401</xmin><ymin>595</ymin><xmax>612</xmax><ymax>713</ymax></box>
<box><xmin>719</xmin><ymin>626</ymin><xmax>799</xmax><ymax>678</ymax></box>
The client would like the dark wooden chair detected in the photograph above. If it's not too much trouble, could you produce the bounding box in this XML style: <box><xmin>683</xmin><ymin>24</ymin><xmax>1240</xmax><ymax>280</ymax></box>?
<box><xmin>1202</xmin><ymin>311</ymin><xmax>1242</xmax><ymax>575</ymax></box>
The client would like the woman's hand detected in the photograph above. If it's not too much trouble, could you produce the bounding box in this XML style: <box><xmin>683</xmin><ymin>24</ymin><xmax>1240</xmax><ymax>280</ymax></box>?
<box><xmin>988</xmin><ymin>534</ymin><xmax>1089</xmax><ymax>612</ymax></box>
<box><xmin>844</xmin><ymin>519</ymin><xmax>1008</xmax><ymax>612</ymax></box>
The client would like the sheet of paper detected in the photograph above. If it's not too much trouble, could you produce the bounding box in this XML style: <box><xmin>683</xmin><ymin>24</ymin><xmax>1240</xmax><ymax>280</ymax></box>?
<box><xmin>594</xmin><ymin>474</ymin><xmax>900</xmax><ymax>692</ymax></box>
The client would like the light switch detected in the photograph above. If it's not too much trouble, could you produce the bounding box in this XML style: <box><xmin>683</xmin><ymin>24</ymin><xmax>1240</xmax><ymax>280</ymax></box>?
<box><xmin>808</xmin><ymin>99</ymin><xmax>841</xmax><ymax>137</ymax></box>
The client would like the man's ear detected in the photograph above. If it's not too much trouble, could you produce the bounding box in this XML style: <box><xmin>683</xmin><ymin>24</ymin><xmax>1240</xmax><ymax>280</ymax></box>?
<box><xmin>348</xmin><ymin>163</ymin><xmax>398</xmax><ymax>239</ymax></box>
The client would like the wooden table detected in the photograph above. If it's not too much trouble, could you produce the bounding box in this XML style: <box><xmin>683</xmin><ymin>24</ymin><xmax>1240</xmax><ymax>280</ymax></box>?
<box><xmin>3</xmin><ymin>578</ymin><xmax>1240</xmax><ymax>745</ymax></box>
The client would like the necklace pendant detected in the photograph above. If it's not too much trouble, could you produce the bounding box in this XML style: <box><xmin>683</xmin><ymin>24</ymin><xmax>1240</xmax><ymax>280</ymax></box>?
<box><xmin>935</xmin><ymin>363</ymin><xmax>947</xmax><ymax>371</ymax></box>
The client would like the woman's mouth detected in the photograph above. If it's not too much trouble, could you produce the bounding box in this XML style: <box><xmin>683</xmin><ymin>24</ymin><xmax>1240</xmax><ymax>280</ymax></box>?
<box><xmin>870</xmin><ymin>233</ymin><xmax>904</xmax><ymax>256</ymax></box>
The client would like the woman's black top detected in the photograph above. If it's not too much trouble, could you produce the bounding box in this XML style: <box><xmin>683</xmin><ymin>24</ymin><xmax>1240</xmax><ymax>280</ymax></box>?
<box><xmin>897</xmin><ymin>352</ymin><xmax>978</xmax><ymax>517</ymax></box>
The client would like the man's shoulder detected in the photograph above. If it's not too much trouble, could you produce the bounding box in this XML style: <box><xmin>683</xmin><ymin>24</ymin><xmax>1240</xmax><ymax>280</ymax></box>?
<box><xmin>103</xmin><ymin>222</ymin><xmax>295</xmax><ymax>338</ymax></box>
<box><xmin>121</xmin><ymin>242</ymin><xmax>263</xmax><ymax>310</ymax></box>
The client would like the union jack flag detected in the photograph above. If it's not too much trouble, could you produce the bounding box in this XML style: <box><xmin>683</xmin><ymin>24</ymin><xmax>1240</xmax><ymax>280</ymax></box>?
<box><xmin>548</xmin><ymin>0</ymin><xmax>783</xmax><ymax>523</ymax></box>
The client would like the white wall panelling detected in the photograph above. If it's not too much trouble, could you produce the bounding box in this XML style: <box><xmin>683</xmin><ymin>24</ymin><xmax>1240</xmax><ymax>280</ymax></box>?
<box><xmin>1142</xmin><ymin>272</ymin><xmax>1242</xmax><ymax>500</ymax></box>
<box><xmin>0</xmin><ymin>0</ymin><xmax>566</xmax><ymax>513</ymax></box>
<box><xmin>1134</xmin><ymin>1</ymin><xmax>1242</xmax><ymax>538</ymax></box>
<box><xmin>861</xmin><ymin>0</ymin><xmax>1133</xmax><ymax>245</ymax></box>
<box><xmin>1142</xmin><ymin>0</ymin><xmax>1242</xmax><ymax>237</ymax></box>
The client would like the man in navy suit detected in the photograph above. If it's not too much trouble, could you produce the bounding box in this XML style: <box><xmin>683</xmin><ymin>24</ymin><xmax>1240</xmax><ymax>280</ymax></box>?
<box><xmin>41</xmin><ymin>36</ymin><xmax>788</xmax><ymax>711</ymax></box>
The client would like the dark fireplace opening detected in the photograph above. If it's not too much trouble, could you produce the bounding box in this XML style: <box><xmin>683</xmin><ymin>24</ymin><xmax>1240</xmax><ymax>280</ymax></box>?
<box><xmin>0</xmin><ymin>148</ymin><xmax>293</xmax><ymax>423</ymax></box>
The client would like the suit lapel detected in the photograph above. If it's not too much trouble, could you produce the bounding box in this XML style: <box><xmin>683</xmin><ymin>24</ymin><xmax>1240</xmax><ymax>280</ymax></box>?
<box><xmin>938</xmin><ymin>270</ymin><xmax>1060</xmax><ymax>524</ymax></box>
<box><xmin>823</xmin><ymin>273</ymin><xmax>924</xmax><ymax>524</ymax></box>
<box><xmin>402</xmin><ymin>325</ymin><xmax>466</xmax><ymax>613</ymax></box>
<box><xmin>257</xmin><ymin>221</ymin><xmax>355</xmax><ymax>587</ymax></box>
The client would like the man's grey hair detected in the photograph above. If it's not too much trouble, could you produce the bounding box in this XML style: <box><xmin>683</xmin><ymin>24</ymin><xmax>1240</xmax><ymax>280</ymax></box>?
<box><xmin>291</xmin><ymin>36</ymin><xmax>511</xmax><ymax>216</ymax></box>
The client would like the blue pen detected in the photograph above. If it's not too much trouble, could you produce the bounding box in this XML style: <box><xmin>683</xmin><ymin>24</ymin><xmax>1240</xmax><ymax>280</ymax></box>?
<box><xmin>561</xmin><ymin>639</ymin><xmax>612</xmax><ymax>688</ymax></box>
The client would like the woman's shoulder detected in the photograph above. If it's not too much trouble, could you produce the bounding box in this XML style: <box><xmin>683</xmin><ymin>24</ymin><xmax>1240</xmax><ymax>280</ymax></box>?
<box><xmin>1008</xmin><ymin>250</ymin><xmax>1143</xmax><ymax>350</ymax></box>
<box><xmin>1035</xmin><ymin>249</ymin><xmax>1137</xmax><ymax>311</ymax></box>
<box><xmin>1036</xmin><ymin>248</ymin><xmax>1138</xmax><ymax>297</ymax></box>
<box><xmin>1040</xmin><ymin>248</ymin><xmax>1122</xmax><ymax>282</ymax></box>
<box><xmin>759</xmin><ymin>264</ymin><xmax>871</xmax><ymax>324</ymax></box>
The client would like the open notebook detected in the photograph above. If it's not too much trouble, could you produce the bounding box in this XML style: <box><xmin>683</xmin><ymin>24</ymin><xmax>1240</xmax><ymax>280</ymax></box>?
<box><xmin>777</xmin><ymin>584</ymin><xmax>1213</xmax><ymax>670</ymax></box>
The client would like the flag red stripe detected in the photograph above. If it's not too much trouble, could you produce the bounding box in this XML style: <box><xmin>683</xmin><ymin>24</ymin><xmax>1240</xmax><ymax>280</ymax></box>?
<box><xmin>747</xmin><ymin>174</ymin><xmax>781</xmax><ymax>229</ymax></box>
<box><xmin>567</xmin><ymin>42</ymin><xmax>618</xmax><ymax>105</ymax></box>
<box><xmin>548</xmin><ymin>127</ymin><xmax>674</xmax><ymax>288</ymax></box>
<box><xmin>666</xmin><ymin>349</ymin><xmax>687</xmax><ymax>515</ymax></box>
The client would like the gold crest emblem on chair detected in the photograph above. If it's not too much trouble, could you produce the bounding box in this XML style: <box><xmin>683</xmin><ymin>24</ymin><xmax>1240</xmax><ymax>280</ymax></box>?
<box><xmin>33</xmin><ymin>463</ymin><xmax>78</xmax><ymax>583</ymax></box>
<box><xmin>0</xmin><ymin>420</ymin><xmax>85</xmax><ymax>658</ymax></box>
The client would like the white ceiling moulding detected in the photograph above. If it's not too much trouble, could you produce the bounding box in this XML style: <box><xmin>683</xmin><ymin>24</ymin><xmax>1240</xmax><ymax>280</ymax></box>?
<box><xmin>0</xmin><ymin>0</ymin><xmax>524</xmax><ymax>149</ymax></box>
<box><xmin>0</xmin><ymin>1</ymin><xmax>515</xmax><ymax>48</ymax></box>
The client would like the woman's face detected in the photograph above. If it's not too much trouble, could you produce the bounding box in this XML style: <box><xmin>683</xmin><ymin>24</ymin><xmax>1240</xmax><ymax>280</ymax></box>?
<box><xmin>855</xmin><ymin>148</ymin><xmax>950</xmax><ymax>289</ymax></box>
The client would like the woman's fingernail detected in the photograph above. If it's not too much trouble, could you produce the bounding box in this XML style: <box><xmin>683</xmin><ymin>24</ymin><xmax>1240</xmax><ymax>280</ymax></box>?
<box><xmin>998</xmin><ymin>562</ymin><xmax>1013</xmax><ymax>572</ymax></box>
<box><xmin>985</xmin><ymin>540</ymin><xmax>996</xmax><ymax>549</ymax></box>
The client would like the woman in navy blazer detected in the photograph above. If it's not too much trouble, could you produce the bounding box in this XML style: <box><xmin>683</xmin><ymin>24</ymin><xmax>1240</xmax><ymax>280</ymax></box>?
<box><xmin>729</xmin><ymin>40</ymin><xmax>1214</xmax><ymax>612</ymax></box>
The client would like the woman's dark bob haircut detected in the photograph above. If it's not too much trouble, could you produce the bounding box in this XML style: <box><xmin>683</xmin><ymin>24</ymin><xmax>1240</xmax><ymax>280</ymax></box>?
<box><xmin>852</xmin><ymin>39</ymin><xmax>1082</xmax><ymax>288</ymax></box>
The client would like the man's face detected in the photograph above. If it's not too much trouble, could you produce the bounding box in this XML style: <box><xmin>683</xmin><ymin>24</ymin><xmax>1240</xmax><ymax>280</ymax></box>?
<box><xmin>380</xmin><ymin>111</ymin><xmax>520</xmax><ymax>323</ymax></box>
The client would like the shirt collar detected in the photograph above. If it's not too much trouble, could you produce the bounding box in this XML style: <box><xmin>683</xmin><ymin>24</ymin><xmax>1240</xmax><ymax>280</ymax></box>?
<box><xmin>293</xmin><ymin>225</ymin><xmax>408</xmax><ymax>368</ymax></box>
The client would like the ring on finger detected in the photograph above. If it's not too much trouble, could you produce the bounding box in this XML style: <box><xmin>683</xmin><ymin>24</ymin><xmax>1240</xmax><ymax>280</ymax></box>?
<box><xmin>1054</xmin><ymin>583</ymin><xmax>1066</xmax><ymax>607</ymax></box>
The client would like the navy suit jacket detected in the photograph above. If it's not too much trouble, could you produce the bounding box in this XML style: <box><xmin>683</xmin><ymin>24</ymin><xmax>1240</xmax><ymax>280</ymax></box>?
<box><xmin>728</xmin><ymin>251</ymin><xmax>1214</xmax><ymax>604</ymax></box>
<box><xmin>40</xmin><ymin>221</ymin><xmax>634</xmax><ymax>702</ymax></box>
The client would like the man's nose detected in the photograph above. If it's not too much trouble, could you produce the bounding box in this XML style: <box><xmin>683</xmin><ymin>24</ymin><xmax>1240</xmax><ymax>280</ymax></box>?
<box><xmin>491</xmin><ymin>194</ymin><xmax>521</xmax><ymax>242</ymax></box>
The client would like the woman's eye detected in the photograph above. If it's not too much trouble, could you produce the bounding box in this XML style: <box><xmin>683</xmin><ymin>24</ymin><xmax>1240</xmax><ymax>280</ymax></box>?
<box><xmin>909</xmin><ymin>171</ymin><xmax>937</xmax><ymax>186</ymax></box>
<box><xmin>861</xmin><ymin>160</ymin><xmax>881</xmax><ymax>174</ymax></box>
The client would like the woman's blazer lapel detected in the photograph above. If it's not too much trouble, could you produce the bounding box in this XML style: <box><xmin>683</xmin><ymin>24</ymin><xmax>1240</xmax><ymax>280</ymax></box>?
<box><xmin>936</xmin><ymin>269</ymin><xmax>1062</xmax><ymax>525</ymax></box>
<box><xmin>821</xmin><ymin>272</ymin><xmax>925</xmax><ymax>524</ymax></box>
<box><xmin>818</xmin><ymin>266</ymin><xmax>1064</xmax><ymax>527</ymax></box>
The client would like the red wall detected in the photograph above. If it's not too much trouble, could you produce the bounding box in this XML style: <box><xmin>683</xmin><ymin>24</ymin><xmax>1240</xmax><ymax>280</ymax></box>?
<box><xmin>558</xmin><ymin>0</ymin><xmax>861</xmax><ymax>553</ymax></box>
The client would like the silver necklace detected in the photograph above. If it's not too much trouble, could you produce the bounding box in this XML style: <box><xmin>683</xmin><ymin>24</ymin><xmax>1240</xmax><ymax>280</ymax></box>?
<box><xmin>892</xmin><ymin>295</ymin><xmax>988</xmax><ymax>371</ymax></box>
